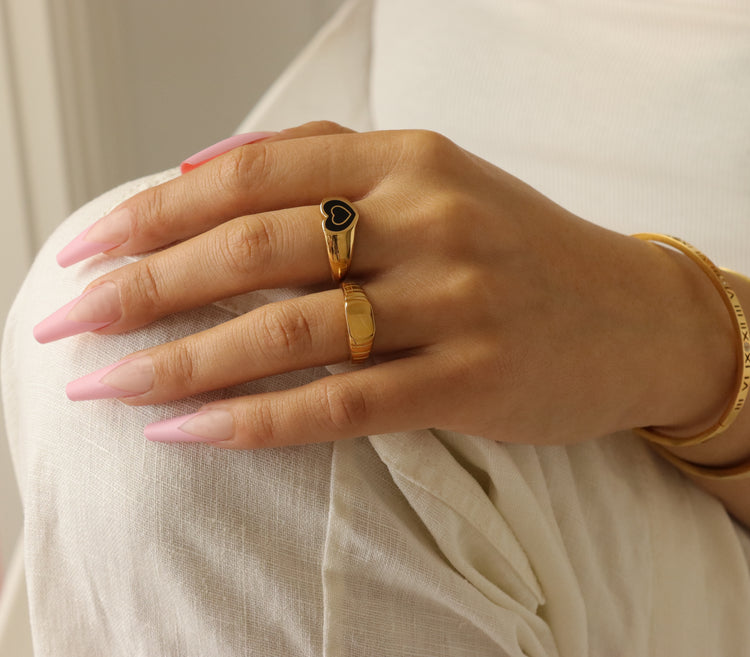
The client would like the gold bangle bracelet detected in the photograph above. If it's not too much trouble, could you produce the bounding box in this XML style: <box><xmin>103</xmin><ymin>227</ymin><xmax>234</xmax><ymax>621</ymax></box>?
<box><xmin>649</xmin><ymin>442</ymin><xmax>750</xmax><ymax>481</ymax></box>
<box><xmin>632</xmin><ymin>234</ymin><xmax>750</xmax><ymax>447</ymax></box>
<box><xmin>722</xmin><ymin>267</ymin><xmax>750</xmax><ymax>287</ymax></box>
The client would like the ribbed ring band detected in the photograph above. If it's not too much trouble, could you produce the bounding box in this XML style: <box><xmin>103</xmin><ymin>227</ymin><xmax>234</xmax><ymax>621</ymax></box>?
<box><xmin>341</xmin><ymin>282</ymin><xmax>375</xmax><ymax>363</ymax></box>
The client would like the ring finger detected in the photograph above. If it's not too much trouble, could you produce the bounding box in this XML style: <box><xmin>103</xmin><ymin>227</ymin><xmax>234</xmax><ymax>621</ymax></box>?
<box><xmin>64</xmin><ymin>282</ymin><xmax>423</xmax><ymax>405</ymax></box>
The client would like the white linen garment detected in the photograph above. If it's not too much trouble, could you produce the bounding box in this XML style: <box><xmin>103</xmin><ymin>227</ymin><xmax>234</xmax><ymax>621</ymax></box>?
<box><xmin>5</xmin><ymin>0</ymin><xmax>750</xmax><ymax>655</ymax></box>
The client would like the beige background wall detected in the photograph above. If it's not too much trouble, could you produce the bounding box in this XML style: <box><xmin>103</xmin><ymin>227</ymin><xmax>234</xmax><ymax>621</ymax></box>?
<box><xmin>0</xmin><ymin>0</ymin><xmax>345</xmax><ymax>629</ymax></box>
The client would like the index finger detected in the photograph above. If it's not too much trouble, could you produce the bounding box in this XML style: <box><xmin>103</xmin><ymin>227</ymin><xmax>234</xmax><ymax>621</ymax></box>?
<box><xmin>57</xmin><ymin>123</ymin><xmax>395</xmax><ymax>266</ymax></box>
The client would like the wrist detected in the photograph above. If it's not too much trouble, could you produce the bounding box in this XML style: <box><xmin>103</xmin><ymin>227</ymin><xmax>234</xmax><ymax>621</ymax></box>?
<box><xmin>662</xmin><ymin>269</ymin><xmax>750</xmax><ymax>468</ymax></box>
<box><xmin>631</xmin><ymin>239</ymin><xmax>737</xmax><ymax>440</ymax></box>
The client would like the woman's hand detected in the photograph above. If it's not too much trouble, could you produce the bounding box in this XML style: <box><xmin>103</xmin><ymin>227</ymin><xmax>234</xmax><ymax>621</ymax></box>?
<box><xmin>33</xmin><ymin>122</ymin><xmax>737</xmax><ymax>448</ymax></box>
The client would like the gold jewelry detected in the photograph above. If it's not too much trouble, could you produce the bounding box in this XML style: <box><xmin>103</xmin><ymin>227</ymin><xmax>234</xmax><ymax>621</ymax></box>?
<box><xmin>321</xmin><ymin>198</ymin><xmax>358</xmax><ymax>282</ymax></box>
<box><xmin>632</xmin><ymin>234</ymin><xmax>750</xmax><ymax>446</ymax></box>
<box><xmin>649</xmin><ymin>442</ymin><xmax>750</xmax><ymax>481</ymax></box>
<box><xmin>341</xmin><ymin>282</ymin><xmax>375</xmax><ymax>363</ymax></box>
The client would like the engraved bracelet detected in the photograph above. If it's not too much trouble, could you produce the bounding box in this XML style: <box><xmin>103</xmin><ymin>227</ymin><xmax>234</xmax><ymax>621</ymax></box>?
<box><xmin>632</xmin><ymin>234</ymin><xmax>750</xmax><ymax>447</ymax></box>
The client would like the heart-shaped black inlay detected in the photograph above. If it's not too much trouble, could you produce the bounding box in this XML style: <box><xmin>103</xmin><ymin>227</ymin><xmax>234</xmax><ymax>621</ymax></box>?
<box><xmin>322</xmin><ymin>198</ymin><xmax>357</xmax><ymax>232</ymax></box>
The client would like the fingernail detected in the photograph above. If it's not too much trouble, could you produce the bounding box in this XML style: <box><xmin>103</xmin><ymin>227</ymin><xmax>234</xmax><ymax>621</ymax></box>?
<box><xmin>33</xmin><ymin>282</ymin><xmax>121</xmax><ymax>343</ymax></box>
<box><xmin>66</xmin><ymin>356</ymin><xmax>154</xmax><ymax>401</ymax></box>
<box><xmin>57</xmin><ymin>208</ymin><xmax>132</xmax><ymax>267</ymax></box>
<box><xmin>144</xmin><ymin>409</ymin><xmax>234</xmax><ymax>443</ymax></box>
<box><xmin>180</xmin><ymin>131</ymin><xmax>278</xmax><ymax>174</ymax></box>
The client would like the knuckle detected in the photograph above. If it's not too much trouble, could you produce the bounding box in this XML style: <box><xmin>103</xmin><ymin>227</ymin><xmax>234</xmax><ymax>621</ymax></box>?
<box><xmin>163</xmin><ymin>341</ymin><xmax>197</xmax><ymax>390</ymax></box>
<box><xmin>130</xmin><ymin>260</ymin><xmax>164</xmax><ymax>315</ymax></box>
<box><xmin>443</xmin><ymin>264</ymin><xmax>483</xmax><ymax>303</ymax></box>
<box><xmin>219</xmin><ymin>216</ymin><xmax>276</xmax><ymax>276</ymax></box>
<box><xmin>301</xmin><ymin>119</ymin><xmax>347</xmax><ymax>134</ymax></box>
<box><xmin>433</xmin><ymin>188</ymin><xmax>465</xmax><ymax>226</ymax></box>
<box><xmin>413</xmin><ymin>189</ymin><xmax>473</xmax><ymax>253</ymax></box>
<box><xmin>316</xmin><ymin>380</ymin><xmax>368</xmax><ymax>434</ymax></box>
<box><xmin>248</xmin><ymin>397</ymin><xmax>278</xmax><ymax>448</ymax></box>
<box><xmin>445</xmin><ymin>347</ymin><xmax>483</xmax><ymax>386</ymax></box>
<box><xmin>132</xmin><ymin>187</ymin><xmax>166</xmax><ymax>241</ymax></box>
<box><xmin>217</xmin><ymin>140</ymin><xmax>271</xmax><ymax>193</ymax></box>
<box><xmin>256</xmin><ymin>303</ymin><xmax>314</xmax><ymax>360</ymax></box>
<box><xmin>404</xmin><ymin>129</ymin><xmax>454</xmax><ymax>164</ymax></box>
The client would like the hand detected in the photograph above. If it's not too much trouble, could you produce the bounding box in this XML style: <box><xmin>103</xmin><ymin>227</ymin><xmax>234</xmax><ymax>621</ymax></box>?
<box><xmin>34</xmin><ymin>122</ymin><xmax>737</xmax><ymax>448</ymax></box>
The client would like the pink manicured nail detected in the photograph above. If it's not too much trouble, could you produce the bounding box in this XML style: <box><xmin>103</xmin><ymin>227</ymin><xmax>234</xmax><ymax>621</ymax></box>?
<box><xmin>33</xmin><ymin>282</ymin><xmax>121</xmax><ymax>343</ymax></box>
<box><xmin>57</xmin><ymin>208</ymin><xmax>132</xmax><ymax>267</ymax></box>
<box><xmin>145</xmin><ymin>409</ymin><xmax>234</xmax><ymax>443</ymax></box>
<box><xmin>66</xmin><ymin>356</ymin><xmax>154</xmax><ymax>401</ymax></box>
<box><xmin>180</xmin><ymin>131</ymin><xmax>277</xmax><ymax>174</ymax></box>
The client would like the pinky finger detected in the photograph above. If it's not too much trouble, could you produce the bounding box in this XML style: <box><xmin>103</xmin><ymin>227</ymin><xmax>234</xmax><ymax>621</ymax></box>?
<box><xmin>144</xmin><ymin>356</ymin><xmax>442</xmax><ymax>449</ymax></box>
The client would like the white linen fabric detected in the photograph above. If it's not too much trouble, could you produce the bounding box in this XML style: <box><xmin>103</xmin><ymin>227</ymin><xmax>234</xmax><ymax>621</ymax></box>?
<box><xmin>5</xmin><ymin>0</ymin><xmax>750</xmax><ymax>655</ymax></box>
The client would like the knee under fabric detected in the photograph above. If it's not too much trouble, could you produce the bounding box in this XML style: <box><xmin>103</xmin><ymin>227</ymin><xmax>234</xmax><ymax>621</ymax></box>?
<box><xmin>7</xmin><ymin>176</ymin><xmax>750</xmax><ymax>656</ymax></box>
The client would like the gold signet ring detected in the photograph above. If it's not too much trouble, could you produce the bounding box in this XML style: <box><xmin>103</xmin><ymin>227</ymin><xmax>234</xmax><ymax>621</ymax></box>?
<box><xmin>321</xmin><ymin>197</ymin><xmax>358</xmax><ymax>282</ymax></box>
<box><xmin>341</xmin><ymin>282</ymin><xmax>375</xmax><ymax>363</ymax></box>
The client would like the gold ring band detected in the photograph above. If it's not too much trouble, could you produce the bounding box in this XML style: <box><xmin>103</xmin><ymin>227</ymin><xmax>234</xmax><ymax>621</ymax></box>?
<box><xmin>321</xmin><ymin>197</ymin><xmax>358</xmax><ymax>282</ymax></box>
<box><xmin>341</xmin><ymin>282</ymin><xmax>375</xmax><ymax>363</ymax></box>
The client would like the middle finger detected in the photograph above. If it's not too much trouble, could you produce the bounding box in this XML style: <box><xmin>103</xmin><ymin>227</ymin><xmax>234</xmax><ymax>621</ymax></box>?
<box><xmin>35</xmin><ymin>199</ymin><xmax>389</xmax><ymax>341</ymax></box>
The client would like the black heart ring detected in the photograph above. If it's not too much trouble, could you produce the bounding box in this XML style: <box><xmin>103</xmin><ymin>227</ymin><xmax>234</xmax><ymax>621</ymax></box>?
<box><xmin>320</xmin><ymin>197</ymin><xmax>359</xmax><ymax>282</ymax></box>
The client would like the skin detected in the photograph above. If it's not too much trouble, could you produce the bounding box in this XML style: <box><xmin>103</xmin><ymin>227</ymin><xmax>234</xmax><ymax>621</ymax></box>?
<box><xmin>63</xmin><ymin>122</ymin><xmax>750</xmax><ymax>526</ymax></box>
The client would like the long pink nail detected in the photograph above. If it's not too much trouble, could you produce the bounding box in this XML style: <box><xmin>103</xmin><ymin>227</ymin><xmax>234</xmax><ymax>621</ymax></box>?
<box><xmin>57</xmin><ymin>208</ymin><xmax>132</xmax><ymax>267</ymax></box>
<box><xmin>145</xmin><ymin>409</ymin><xmax>234</xmax><ymax>443</ymax></box>
<box><xmin>67</xmin><ymin>356</ymin><xmax>154</xmax><ymax>401</ymax></box>
<box><xmin>33</xmin><ymin>282</ymin><xmax>121</xmax><ymax>343</ymax></box>
<box><xmin>180</xmin><ymin>131</ymin><xmax>277</xmax><ymax>174</ymax></box>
